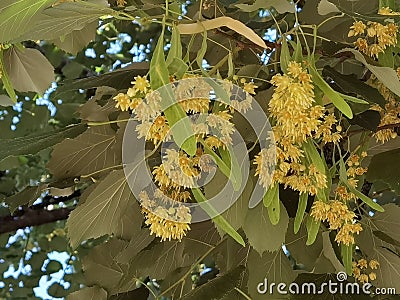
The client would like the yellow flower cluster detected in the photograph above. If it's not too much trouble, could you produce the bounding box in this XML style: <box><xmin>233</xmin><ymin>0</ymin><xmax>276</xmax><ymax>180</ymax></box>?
<box><xmin>378</xmin><ymin>7</ymin><xmax>400</xmax><ymax>16</ymax></box>
<box><xmin>335</xmin><ymin>152</ymin><xmax>368</xmax><ymax>201</ymax></box>
<box><xmin>115</xmin><ymin>74</ymin><xmax>256</xmax><ymax>242</ymax></box>
<box><xmin>352</xmin><ymin>258</ymin><xmax>380</xmax><ymax>283</ymax></box>
<box><xmin>368</xmin><ymin>75</ymin><xmax>400</xmax><ymax>143</ymax></box>
<box><xmin>349</xmin><ymin>20</ymin><xmax>398</xmax><ymax>58</ymax></box>
<box><xmin>256</xmin><ymin>62</ymin><xmax>341</xmax><ymax>195</ymax></box>
<box><xmin>310</xmin><ymin>200</ymin><xmax>362</xmax><ymax>245</ymax></box>
<box><xmin>116</xmin><ymin>0</ymin><xmax>127</xmax><ymax>7</ymax></box>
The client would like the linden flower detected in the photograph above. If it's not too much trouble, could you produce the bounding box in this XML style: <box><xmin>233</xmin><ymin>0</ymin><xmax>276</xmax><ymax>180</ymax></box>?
<box><xmin>243</xmin><ymin>82</ymin><xmax>257</xmax><ymax>95</ymax></box>
<box><xmin>378</xmin><ymin>7</ymin><xmax>400</xmax><ymax>15</ymax></box>
<box><xmin>369</xmin><ymin>259</ymin><xmax>380</xmax><ymax>269</ymax></box>
<box><xmin>142</xmin><ymin>208</ymin><xmax>190</xmax><ymax>241</ymax></box>
<box><xmin>348</xmin><ymin>21</ymin><xmax>366</xmax><ymax>37</ymax></box>
<box><xmin>116</xmin><ymin>0</ymin><xmax>127</xmax><ymax>7</ymax></box>
<box><xmin>132</xmin><ymin>75</ymin><xmax>150</xmax><ymax>94</ymax></box>
<box><xmin>113</xmin><ymin>93</ymin><xmax>131</xmax><ymax>111</ymax></box>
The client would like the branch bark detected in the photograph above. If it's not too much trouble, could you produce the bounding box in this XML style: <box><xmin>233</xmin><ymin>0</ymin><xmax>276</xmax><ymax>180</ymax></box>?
<box><xmin>0</xmin><ymin>206</ymin><xmax>73</xmax><ymax>235</ymax></box>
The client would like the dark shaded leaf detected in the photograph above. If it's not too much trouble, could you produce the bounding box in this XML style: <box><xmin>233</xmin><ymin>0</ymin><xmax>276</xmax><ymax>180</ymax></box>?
<box><xmin>181</xmin><ymin>265</ymin><xmax>246</xmax><ymax>300</ymax></box>
<box><xmin>323</xmin><ymin>66</ymin><xmax>386</xmax><ymax>108</ymax></box>
<box><xmin>0</xmin><ymin>123</ymin><xmax>87</xmax><ymax>163</ymax></box>
<box><xmin>366</xmin><ymin>149</ymin><xmax>400</xmax><ymax>195</ymax></box>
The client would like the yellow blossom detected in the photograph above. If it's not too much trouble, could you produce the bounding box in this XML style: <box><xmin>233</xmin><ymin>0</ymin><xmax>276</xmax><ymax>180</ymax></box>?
<box><xmin>113</xmin><ymin>93</ymin><xmax>131</xmax><ymax>111</ymax></box>
<box><xmin>348</xmin><ymin>21</ymin><xmax>366</xmax><ymax>37</ymax></box>
<box><xmin>132</xmin><ymin>75</ymin><xmax>150</xmax><ymax>94</ymax></box>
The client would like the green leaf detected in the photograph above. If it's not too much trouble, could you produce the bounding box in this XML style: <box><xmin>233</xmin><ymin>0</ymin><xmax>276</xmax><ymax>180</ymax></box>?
<box><xmin>181</xmin><ymin>265</ymin><xmax>245</xmax><ymax>300</ymax></box>
<box><xmin>219</xmin><ymin>146</ymin><xmax>242</xmax><ymax>191</ymax></box>
<box><xmin>236</xmin><ymin>0</ymin><xmax>296</xmax><ymax>14</ymax></box>
<box><xmin>317</xmin><ymin>0</ymin><xmax>341</xmax><ymax>15</ymax></box>
<box><xmin>262</xmin><ymin>184</ymin><xmax>278</xmax><ymax>208</ymax></box>
<box><xmin>337</xmin><ymin>48</ymin><xmax>400</xmax><ymax>98</ymax></box>
<box><xmin>0</xmin><ymin>95</ymin><xmax>15</xmax><ymax>106</ymax></box>
<box><xmin>339</xmin><ymin>159</ymin><xmax>384</xmax><ymax>212</ymax></box>
<box><xmin>52</xmin><ymin>21</ymin><xmax>98</xmax><ymax>55</ymax></box>
<box><xmin>285</xmin><ymin>219</ymin><xmax>323</xmax><ymax>272</ymax></box>
<box><xmin>306</xmin><ymin>215</ymin><xmax>320</xmax><ymax>245</ymax></box>
<box><xmin>0</xmin><ymin>0</ymin><xmax>56</xmax><ymax>43</ymax></box>
<box><xmin>322</xmin><ymin>66</ymin><xmax>386</xmax><ymax>108</ymax></box>
<box><xmin>341</xmin><ymin>243</ymin><xmax>353</xmax><ymax>275</ymax></box>
<box><xmin>67</xmin><ymin>286</ymin><xmax>107</xmax><ymax>300</ymax></box>
<box><xmin>166</xmin><ymin>25</ymin><xmax>182</xmax><ymax>65</ymax></box>
<box><xmin>17</xmin><ymin>1</ymin><xmax>109</xmax><ymax>44</ymax></box>
<box><xmin>82</xmin><ymin>238</ymin><xmax>134</xmax><ymax>295</ymax></box>
<box><xmin>130</xmin><ymin>240</ymin><xmax>187</xmax><ymax>280</ymax></box>
<box><xmin>167</xmin><ymin>57</ymin><xmax>188</xmax><ymax>79</ymax></box>
<box><xmin>280</xmin><ymin>38</ymin><xmax>290</xmax><ymax>73</ymax></box>
<box><xmin>196</xmin><ymin>31</ymin><xmax>208</xmax><ymax>75</ymax></box>
<box><xmin>294</xmin><ymin>193</ymin><xmax>308</xmax><ymax>234</ymax></box>
<box><xmin>5</xmin><ymin>184</ymin><xmax>48</xmax><ymax>214</ymax></box>
<box><xmin>247</xmin><ymin>248</ymin><xmax>297</xmax><ymax>300</ymax></box>
<box><xmin>192</xmin><ymin>187</ymin><xmax>245</xmax><ymax>246</ymax></box>
<box><xmin>201</xmin><ymin>142</ymin><xmax>240</xmax><ymax>190</ymax></box>
<box><xmin>368</xmin><ymin>204</ymin><xmax>400</xmax><ymax>244</ymax></box>
<box><xmin>366</xmin><ymin>149</ymin><xmax>400</xmax><ymax>195</ymax></box>
<box><xmin>47</xmin><ymin>125</ymin><xmax>121</xmax><ymax>179</ymax></box>
<box><xmin>243</xmin><ymin>201</ymin><xmax>289</xmax><ymax>254</ymax></box>
<box><xmin>267</xmin><ymin>186</ymin><xmax>280</xmax><ymax>225</ymax></box>
<box><xmin>0</xmin><ymin>123</ymin><xmax>87</xmax><ymax>163</ymax></box>
<box><xmin>150</xmin><ymin>30</ymin><xmax>196</xmax><ymax>156</ymax></box>
<box><xmin>3</xmin><ymin>46</ymin><xmax>54</xmax><ymax>94</ymax></box>
<box><xmin>0</xmin><ymin>50</ymin><xmax>17</xmax><ymax>103</ymax></box>
<box><xmin>309</xmin><ymin>65</ymin><xmax>353</xmax><ymax>119</ymax></box>
<box><xmin>66</xmin><ymin>170</ymin><xmax>142</xmax><ymax>249</ymax></box>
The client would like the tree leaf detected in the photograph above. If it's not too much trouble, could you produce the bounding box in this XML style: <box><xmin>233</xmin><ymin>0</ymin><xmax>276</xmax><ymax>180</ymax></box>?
<box><xmin>235</xmin><ymin>0</ymin><xmax>296</xmax><ymax>14</ymax></box>
<box><xmin>294</xmin><ymin>193</ymin><xmax>308</xmax><ymax>234</ymax></box>
<box><xmin>150</xmin><ymin>28</ymin><xmax>196</xmax><ymax>156</ymax></box>
<box><xmin>317</xmin><ymin>0</ymin><xmax>341</xmax><ymax>15</ymax></box>
<box><xmin>130</xmin><ymin>240</ymin><xmax>187</xmax><ymax>280</ymax></box>
<box><xmin>243</xmin><ymin>201</ymin><xmax>289</xmax><ymax>254</ymax></box>
<box><xmin>181</xmin><ymin>265</ymin><xmax>246</xmax><ymax>300</ymax></box>
<box><xmin>285</xmin><ymin>219</ymin><xmax>323</xmax><ymax>272</ymax></box>
<box><xmin>3</xmin><ymin>46</ymin><xmax>54</xmax><ymax>94</ymax></box>
<box><xmin>166</xmin><ymin>25</ymin><xmax>182</xmax><ymax>65</ymax></box>
<box><xmin>5</xmin><ymin>184</ymin><xmax>48</xmax><ymax>214</ymax></box>
<box><xmin>337</xmin><ymin>48</ymin><xmax>400</xmax><ymax>98</ymax></box>
<box><xmin>177</xmin><ymin>16</ymin><xmax>268</xmax><ymax>49</ymax></box>
<box><xmin>0</xmin><ymin>0</ymin><xmax>56</xmax><ymax>43</ymax></box>
<box><xmin>66</xmin><ymin>170</ymin><xmax>140</xmax><ymax>249</ymax></box>
<box><xmin>306</xmin><ymin>215</ymin><xmax>321</xmax><ymax>245</ymax></box>
<box><xmin>339</xmin><ymin>159</ymin><xmax>384</xmax><ymax>212</ymax></box>
<box><xmin>366</xmin><ymin>204</ymin><xmax>400</xmax><ymax>245</ymax></box>
<box><xmin>341</xmin><ymin>243</ymin><xmax>354</xmax><ymax>275</ymax></box>
<box><xmin>280</xmin><ymin>38</ymin><xmax>290</xmax><ymax>73</ymax></box>
<box><xmin>322</xmin><ymin>66</ymin><xmax>386</xmax><ymax>108</ymax></box>
<box><xmin>47</xmin><ymin>125</ymin><xmax>121</xmax><ymax>179</ymax></box>
<box><xmin>67</xmin><ymin>286</ymin><xmax>107</xmax><ymax>300</ymax></box>
<box><xmin>115</xmin><ymin>228</ymin><xmax>154</xmax><ymax>264</ymax></box>
<box><xmin>0</xmin><ymin>123</ymin><xmax>87</xmax><ymax>163</ymax></box>
<box><xmin>309</xmin><ymin>65</ymin><xmax>353</xmax><ymax>119</ymax></box>
<box><xmin>357</xmin><ymin>214</ymin><xmax>400</xmax><ymax>291</ymax></box>
<box><xmin>366</xmin><ymin>149</ymin><xmax>400</xmax><ymax>195</ymax></box>
<box><xmin>82</xmin><ymin>238</ymin><xmax>133</xmax><ymax>295</ymax></box>
<box><xmin>192</xmin><ymin>187</ymin><xmax>245</xmax><ymax>246</ymax></box>
<box><xmin>263</xmin><ymin>184</ymin><xmax>278</xmax><ymax>208</ymax></box>
<box><xmin>247</xmin><ymin>248</ymin><xmax>297</xmax><ymax>300</ymax></box>
<box><xmin>51</xmin><ymin>21</ymin><xmax>98</xmax><ymax>55</ymax></box>
<box><xmin>0</xmin><ymin>94</ymin><xmax>14</xmax><ymax>107</ymax></box>
<box><xmin>17</xmin><ymin>1</ymin><xmax>109</xmax><ymax>44</ymax></box>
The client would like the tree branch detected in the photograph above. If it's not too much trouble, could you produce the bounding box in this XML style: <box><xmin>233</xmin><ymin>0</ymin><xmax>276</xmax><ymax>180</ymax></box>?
<box><xmin>0</xmin><ymin>206</ymin><xmax>72</xmax><ymax>235</ymax></box>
